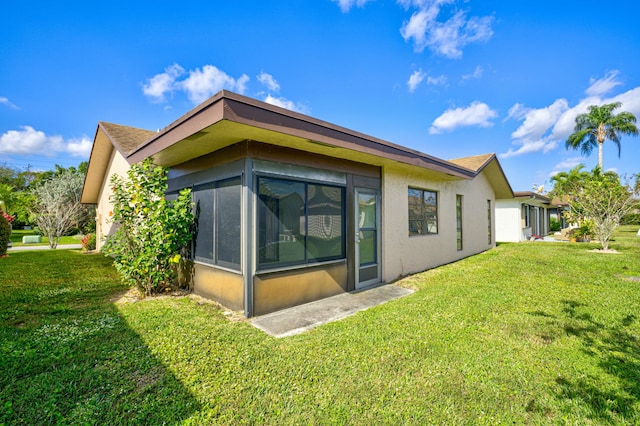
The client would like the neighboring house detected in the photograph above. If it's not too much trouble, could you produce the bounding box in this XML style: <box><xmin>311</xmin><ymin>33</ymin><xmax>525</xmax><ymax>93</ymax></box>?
<box><xmin>495</xmin><ymin>191</ymin><xmax>554</xmax><ymax>242</ymax></box>
<box><xmin>81</xmin><ymin>91</ymin><xmax>513</xmax><ymax>317</ymax></box>
<box><xmin>81</xmin><ymin>122</ymin><xmax>156</xmax><ymax>251</ymax></box>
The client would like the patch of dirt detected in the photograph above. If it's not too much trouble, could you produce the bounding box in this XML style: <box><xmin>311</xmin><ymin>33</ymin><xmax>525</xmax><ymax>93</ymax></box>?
<box><xmin>111</xmin><ymin>287</ymin><xmax>247</xmax><ymax>322</ymax></box>
<box><xmin>111</xmin><ymin>287</ymin><xmax>190</xmax><ymax>304</ymax></box>
<box><xmin>588</xmin><ymin>249</ymin><xmax>620</xmax><ymax>254</ymax></box>
<box><xmin>188</xmin><ymin>294</ymin><xmax>247</xmax><ymax>322</ymax></box>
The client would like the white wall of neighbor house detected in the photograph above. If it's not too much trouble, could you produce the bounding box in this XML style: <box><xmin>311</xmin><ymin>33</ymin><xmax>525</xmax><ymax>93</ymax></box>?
<box><xmin>95</xmin><ymin>149</ymin><xmax>130</xmax><ymax>251</ymax></box>
<box><xmin>495</xmin><ymin>199</ymin><xmax>522</xmax><ymax>243</ymax></box>
<box><xmin>381</xmin><ymin>165</ymin><xmax>496</xmax><ymax>283</ymax></box>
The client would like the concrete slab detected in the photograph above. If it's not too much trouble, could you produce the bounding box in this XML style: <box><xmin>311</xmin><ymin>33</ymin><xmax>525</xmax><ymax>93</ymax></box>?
<box><xmin>251</xmin><ymin>284</ymin><xmax>414</xmax><ymax>338</ymax></box>
<box><xmin>8</xmin><ymin>244</ymin><xmax>82</xmax><ymax>252</ymax></box>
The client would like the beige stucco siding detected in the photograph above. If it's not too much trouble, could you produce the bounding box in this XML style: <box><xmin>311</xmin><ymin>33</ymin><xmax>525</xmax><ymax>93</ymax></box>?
<box><xmin>381</xmin><ymin>165</ymin><xmax>495</xmax><ymax>282</ymax></box>
<box><xmin>95</xmin><ymin>149</ymin><xmax>130</xmax><ymax>251</ymax></box>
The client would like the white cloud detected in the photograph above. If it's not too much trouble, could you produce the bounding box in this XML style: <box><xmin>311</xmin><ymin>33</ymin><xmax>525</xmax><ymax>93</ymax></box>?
<box><xmin>0</xmin><ymin>126</ymin><xmax>90</xmax><ymax>158</ymax></box>
<box><xmin>66</xmin><ymin>137</ymin><xmax>93</xmax><ymax>157</ymax></box>
<box><xmin>181</xmin><ymin>65</ymin><xmax>249</xmax><ymax>104</ymax></box>
<box><xmin>506</xmin><ymin>103</ymin><xmax>529</xmax><ymax>121</ymax></box>
<box><xmin>585</xmin><ymin>70</ymin><xmax>621</xmax><ymax>97</ymax></box>
<box><xmin>257</xmin><ymin>72</ymin><xmax>280</xmax><ymax>92</ymax></box>
<box><xmin>548</xmin><ymin>157</ymin><xmax>584</xmax><ymax>177</ymax></box>
<box><xmin>264</xmin><ymin>95</ymin><xmax>309</xmax><ymax>114</ymax></box>
<box><xmin>0</xmin><ymin>97</ymin><xmax>19</xmax><ymax>110</ymax></box>
<box><xmin>143</xmin><ymin>63</ymin><xmax>249</xmax><ymax>105</ymax></box>
<box><xmin>608</xmin><ymin>86</ymin><xmax>640</xmax><ymax>117</ymax></box>
<box><xmin>236</xmin><ymin>74</ymin><xmax>250</xmax><ymax>95</ymax></box>
<box><xmin>501</xmin><ymin>71</ymin><xmax>640</xmax><ymax>160</ymax></box>
<box><xmin>408</xmin><ymin>69</ymin><xmax>446</xmax><ymax>92</ymax></box>
<box><xmin>407</xmin><ymin>69</ymin><xmax>426</xmax><ymax>92</ymax></box>
<box><xmin>142</xmin><ymin>63</ymin><xmax>185</xmax><ymax>102</ymax></box>
<box><xmin>428</xmin><ymin>75</ymin><xmax>447</xmax><ymax>85</ymax></box>
<box><xmin>511</xmin><ymin>99</ymin><xmax>568</xmax><ymax>141</ymax></box>
<box><xmin>461</xmin><ymin>65</ymin><xmax>483</xmax><ymax>81</ymax></box>
<box><xmin>429</xmin><ymin>101</ymin><xmax>497</xmax><ymax>134</ymax></box>
<box><xmin>400</xmin><ymin>2</ymin><xmax>493</xmax><ymax>59</ymax></box>
<box><xmin>333</xmin><ymin>0</ymin><xmax>373</xmax><ymax>13</ymax></box>
<box><xmin>500</xmin><ymin>99</ymin><xmax>569</xmax><ymax>159</ymax></box>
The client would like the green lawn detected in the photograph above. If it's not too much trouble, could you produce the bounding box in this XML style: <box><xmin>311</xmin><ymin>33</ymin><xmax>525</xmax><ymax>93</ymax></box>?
<box><xmin>9</xmin><ymin>229</ymin><xmax>82</xmax><ymax>247</ymax></box>
<box><xmin>1</xmin><ymin>226</ymin><xmax>639</xmax><ymax>424</ymax></box>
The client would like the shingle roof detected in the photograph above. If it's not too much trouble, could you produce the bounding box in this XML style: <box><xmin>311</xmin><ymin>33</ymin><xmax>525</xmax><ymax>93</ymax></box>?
<box><xmin>99</xmin><ymin>122</ymin><xmax>156</xmax><ymax>156</ymax></box>
<box><xmin>447</xmin><ymin>153</ymin><xmax>494</xmax><ymax>172</ymax></box>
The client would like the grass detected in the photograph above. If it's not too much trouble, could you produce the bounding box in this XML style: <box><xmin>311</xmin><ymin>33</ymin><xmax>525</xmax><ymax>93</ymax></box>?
<box><xmin>1</xmin><ymin>226</ymin><xmax>639</xmax><ymax>424</ymax></box>
<box><xmin>9</xmin><ymin>229</ymin><xmax>81</xmax><ymax>247</ymax></box>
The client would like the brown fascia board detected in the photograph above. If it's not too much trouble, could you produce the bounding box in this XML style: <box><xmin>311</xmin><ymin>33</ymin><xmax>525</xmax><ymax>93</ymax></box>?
<box><xmin>480</xmin><ymin>155</ymin><xmax>514</xmax><ymax>198</ymax></box>
<box><xmin>127</xmin><ymin>90</ymin><xmax>476</xmax><ymax>179</ymax></box>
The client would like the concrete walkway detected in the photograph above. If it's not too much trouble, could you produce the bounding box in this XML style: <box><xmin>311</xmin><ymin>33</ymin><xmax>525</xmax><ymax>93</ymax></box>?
<box><xmin>8</xmin><ymin>244</ymin><xmax>82</xmax><ymax>251</ymax></box>
<box><xmin>251</xmin><ymin>284</ymin><xmax>414</xmax><ymax>338</ymax></box>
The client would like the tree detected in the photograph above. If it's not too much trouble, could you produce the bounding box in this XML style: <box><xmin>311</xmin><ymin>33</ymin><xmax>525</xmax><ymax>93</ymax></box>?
<box><xmin>565</xmin><ymin>102</ymin><xmax>638</xmax><ymax>169</ymax></box>
<box><xmin>549</xmin><ymin>164</ymin><xmax>589</xmax><ymax>199</ymax></box>
<box><xmin>31</xmin><ymin>170</ymin><xmax>86</xmax><ymax>248</ymax></box>
<box><xmin>104</xmin><ymin>158</ymin><xmax>193</xmax><ymax>296</ymax></box>
<box><xmin>563</xmin><ymin>167</ymin><xmax>638</xmax><ymax>251</ymax></box>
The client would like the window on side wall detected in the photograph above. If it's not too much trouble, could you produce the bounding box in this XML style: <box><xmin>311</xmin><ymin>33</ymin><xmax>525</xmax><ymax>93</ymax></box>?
<box><xmin>456</xmin><ymin>194</ymin><xmax>463</xmax><ymax>250</ymax></box>
<box><xmin>257</xmin><ymin>177</ymin><xmax>345</xmax><ymax>269</ymax></box>
<box><xmin>408</xmin><ymin>187</ymin><xmax>438</xmax><ymax>236</ymax></box>
<box><xmin>487</xmin><ymin>199</ymin><xmax>492</xmax><ymax>245</ymax></box>
<box><xmin>192</xmin><ymin>176</ymin><xmax>242</xmax><ymax>271</ymax></box>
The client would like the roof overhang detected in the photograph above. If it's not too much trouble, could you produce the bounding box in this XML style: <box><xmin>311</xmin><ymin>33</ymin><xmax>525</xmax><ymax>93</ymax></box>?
<box><xmin>127</xmin><ymin>91</ymin><xmax>475</xmax><ymax>181</ymax></box>
<box><xmin>81</xmin><ymin>124</ymin><xmax>116</xmax><ymax>204</ymax></box>
<box><xmin>514</xmin><ymin>191</ymin><xmax>551</xmax><ymax>206</ymax></box>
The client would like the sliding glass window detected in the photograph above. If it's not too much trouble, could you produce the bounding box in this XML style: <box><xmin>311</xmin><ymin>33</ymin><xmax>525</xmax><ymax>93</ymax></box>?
<box><xmin>257</xmin><ymin>177</ymin><xmax>345</xmax><ymax>269</ymax></box>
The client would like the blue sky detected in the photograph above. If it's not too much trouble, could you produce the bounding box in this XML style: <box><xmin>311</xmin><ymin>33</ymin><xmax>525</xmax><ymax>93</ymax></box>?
<box><xmin>1</xmin><ymin>0</ymin><xmax>639</xmax><ymax>191</ymax></box>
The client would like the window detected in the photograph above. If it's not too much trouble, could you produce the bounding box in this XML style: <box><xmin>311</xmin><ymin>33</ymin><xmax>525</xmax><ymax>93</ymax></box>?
<box><xmin>408</xmin><ymin>188</ymin><xmax>438</xmax><ymax>235</ymax></box>
<box><xmin>456</xmin><ymin>194</ymin><xmax>463</xmax><ymax>250</ymax></box>
<box><xmin>522</xmin><ymin>204</ymin><xmax>530</xmax><ymax>227</ymax></box>
<box><xmin>487</xmin><ymin>199</ymin><xmax>492</xmax><ymax>245</ymax></box>
<box><xmin>257</xmin><ymin>177</ymin><xmax>345</xmax><ymax>269</ymax></box>
<box><xmin>193</xmin><ymin>177</ymin><xmax>242</xmax><ymax>270</ymax></box>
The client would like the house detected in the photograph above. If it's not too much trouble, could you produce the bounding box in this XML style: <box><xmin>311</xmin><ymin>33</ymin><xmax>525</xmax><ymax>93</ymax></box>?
<box><xmin>81</xmin><ymin>91</ymin><xmax>513</xmax><ymax>317</ymax></box>
<box><xmin>81</xmin><ymin>122</ymin><xmax>156</xmax><ymax>251</ymax></box>
<box><xmin>495</xmin><ymin>191</ymin><xmax>554</xmax><ymax>242</ymax></box>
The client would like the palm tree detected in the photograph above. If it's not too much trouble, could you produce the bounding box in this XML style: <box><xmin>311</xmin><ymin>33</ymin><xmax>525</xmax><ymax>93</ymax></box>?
<box><xmin>565</xmin><ymin>102</ymin><xmax>638</xmax><ymax>169</ymax></box>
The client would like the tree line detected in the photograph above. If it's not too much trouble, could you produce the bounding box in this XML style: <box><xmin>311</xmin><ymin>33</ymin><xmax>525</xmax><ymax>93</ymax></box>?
<box><xmin>0</xmin><ymin>162</ymin><xmax>93</xmax><ymax>248</ymax></box>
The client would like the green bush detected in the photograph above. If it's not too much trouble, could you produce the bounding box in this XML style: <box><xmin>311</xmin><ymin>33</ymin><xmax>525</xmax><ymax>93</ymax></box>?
<box><xmin>621</xmin><ymin>212</ymin><xmax>640</xmax><ymax>225</ymax></box>
<box><xmin>549</xmin><ymin>216</ymin><xmax>561</xmax><ymax>232</ymax></box>
<box><xmin>104</xmin><ymin>159</ymin><xmax>193</xmax><ymax>296</ymax></box>
<box><xmin>0</xmin><ymin>214</ymin><xmax>10</xmax><ymax>256</ymax></box>
<box><xmin>81</xmin><ymin>233</ymin><xmax>96</xmax><ymax>251</ymax></box>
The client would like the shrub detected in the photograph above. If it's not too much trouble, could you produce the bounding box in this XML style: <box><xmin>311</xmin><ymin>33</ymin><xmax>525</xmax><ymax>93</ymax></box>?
<box><xmin>549</xmin><ymin>216</ymin><xmax>561</xmax><ymax>232</ymax></box>
<box><xmin>81</xmin><ymin>233</ymin><xmax>96</xmax><ymax>252</ymax></box>
<box><xmin>0</xmin><ymin>214</ymin><xmax>9</xmax><ymax>256</ymax></box>
<box><xmin>621</xmin><ymin>212</ymin><xmax>640</xmax><ymax>225</ymax></box>
<box><xmin>104</xmin><ymin>159</ymin><xmax>193</xmax><ymax>296</ymax></box>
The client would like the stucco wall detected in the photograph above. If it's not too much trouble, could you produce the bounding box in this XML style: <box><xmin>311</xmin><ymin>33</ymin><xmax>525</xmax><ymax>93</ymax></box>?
<box><xmin>495</xmin><ymin>199</ymin><xmax>522</xmax><ymax>242</ymax></box>
<box><xmin>381</xmin><ymin>165</ymin><xmax>495</xmax><ymax>282</ymax></box>
<box><xmin>95</xmin><ymin>149</ymin><xmax>130</xmax><ymax>251</ymax></box>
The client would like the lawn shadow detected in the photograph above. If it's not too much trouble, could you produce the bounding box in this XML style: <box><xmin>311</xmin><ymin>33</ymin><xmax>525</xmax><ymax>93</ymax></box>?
<box><xmin>554</xmin><ymin>300</ymin><xmax>640</xmax><ymax>422</ymax></box>
<box><xmin>0</xmin><ymin>252</ymin><xmax>201</xmax><ymax>424</ymax></box>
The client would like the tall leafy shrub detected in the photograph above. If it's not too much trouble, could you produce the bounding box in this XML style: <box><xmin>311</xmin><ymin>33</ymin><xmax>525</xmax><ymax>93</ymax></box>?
<box><xmin>0</xmin><ymin>214</ymin><xmax>10</xmax><ymax>256</ymax></box>
<box><xmin>104</xmin><ymin>158</ymin><xmax>193</xmax><ymax>295</ymax></box>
